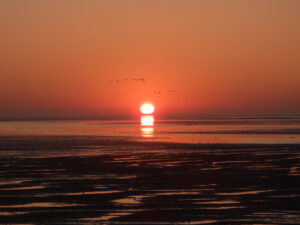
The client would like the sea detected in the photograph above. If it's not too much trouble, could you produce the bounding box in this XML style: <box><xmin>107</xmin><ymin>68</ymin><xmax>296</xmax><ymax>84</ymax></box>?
<box><xmin>0</xmin><ymin>117</ymin><xmax>300</xmax><ymax>144</ymax></box>
<box><xmin>0</xmin><ymin>117</ymin><xmax>300</xmax><ymax>224</ymax></box>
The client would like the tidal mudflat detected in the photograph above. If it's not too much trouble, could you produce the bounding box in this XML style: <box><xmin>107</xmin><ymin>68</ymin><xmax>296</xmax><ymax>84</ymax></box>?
<box><xmin>0</xmin><ymin>135</ymin><xmax>300</xmax><ymax>224</ymax></box>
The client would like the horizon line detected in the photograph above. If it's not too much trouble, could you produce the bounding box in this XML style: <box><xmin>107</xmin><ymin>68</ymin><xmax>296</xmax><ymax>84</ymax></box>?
<box><xmin>0</xmin><ymin>114</ymin><xmax>300</xmax><ymax>121</ymax></box>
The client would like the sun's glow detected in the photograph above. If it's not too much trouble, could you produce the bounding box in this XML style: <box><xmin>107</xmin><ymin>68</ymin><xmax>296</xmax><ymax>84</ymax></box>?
<box><xmin>140</xmin><ymin>103</ymin><xmax>155</xmax><ymax>115</ymax></box>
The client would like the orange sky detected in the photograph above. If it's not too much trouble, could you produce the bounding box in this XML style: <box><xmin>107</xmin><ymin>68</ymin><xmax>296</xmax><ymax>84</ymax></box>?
<box><xmin>0</xmin><ymin>0</ymin><xmax>299</xmax><ymax>117</ymax></box>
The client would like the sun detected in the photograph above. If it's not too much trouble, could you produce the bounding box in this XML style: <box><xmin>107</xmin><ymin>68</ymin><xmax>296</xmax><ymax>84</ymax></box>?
<box><xmin>140</xmin><ymin>103</ymin><xmax>155</xmax><ymax>115</ymax></box>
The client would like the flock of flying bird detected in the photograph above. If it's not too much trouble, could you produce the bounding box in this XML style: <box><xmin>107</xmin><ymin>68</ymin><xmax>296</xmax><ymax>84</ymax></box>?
<box><xmin>107</xmin><ymin>77</ymin><xmax>176</xmax><ymax>95</ymax></box>
<box><xmin>153</xmin><ymin>89</ymin><xmax>176</xmax><ymax>95</ymax></box>
<box><xmin>108</xmin><ymin>78</ymin><xmax>146</xmax><ymax>83</ymax></box>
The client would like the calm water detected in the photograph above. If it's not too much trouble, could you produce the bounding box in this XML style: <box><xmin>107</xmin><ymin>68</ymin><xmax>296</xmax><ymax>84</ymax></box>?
<box><xmin>1</xmin><ymin>117</ymin><xmax>300</xmax><ymax>144</ymax></box>
<box><xmin>0</xmin><ymin>118</ymin><xmax>300</xmax><ymax>224</ymax></box>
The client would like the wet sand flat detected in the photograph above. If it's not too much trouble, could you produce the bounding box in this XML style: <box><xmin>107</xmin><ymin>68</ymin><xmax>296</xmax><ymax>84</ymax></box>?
<box><xmin>0</xmin><ymin>136</ymin><xmax>300</xmax><ymax>224</ymax></box>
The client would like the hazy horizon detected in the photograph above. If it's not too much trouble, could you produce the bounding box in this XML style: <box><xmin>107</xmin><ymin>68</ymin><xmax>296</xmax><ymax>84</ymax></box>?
<box><xmin>1</xmin><ymin>113</ymin><xmax>300</xmax><ymax>121</ymax></box>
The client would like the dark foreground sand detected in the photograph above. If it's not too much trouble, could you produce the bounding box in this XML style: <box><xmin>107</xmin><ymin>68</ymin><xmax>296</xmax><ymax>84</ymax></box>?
<box><xmin>0</xmin><ymin>136</ymin><xmax>300</xmax><ymax>224</ymax></box>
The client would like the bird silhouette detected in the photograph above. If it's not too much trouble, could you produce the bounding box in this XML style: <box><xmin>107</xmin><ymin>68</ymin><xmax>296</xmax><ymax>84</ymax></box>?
<box><xmin>107</xmin><ymin>77</ymin><xmax>146</xmax><ymax>84</ymax></box>
<box><xmin>153</xmin><ymin>89</ymin><xmax>176</xmax><ymax>95</ymax></box>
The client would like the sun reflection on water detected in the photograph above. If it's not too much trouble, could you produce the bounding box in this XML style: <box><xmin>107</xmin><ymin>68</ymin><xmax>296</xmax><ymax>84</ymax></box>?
<box><xmin>141</xmin><ymin>127</ymin><xmax>154</xmax><ymax>137</ymax></box>
<box><xmin>141</xmin><ymin>115</ymin><xmax>154</xmax><ymax>137</ymax></box>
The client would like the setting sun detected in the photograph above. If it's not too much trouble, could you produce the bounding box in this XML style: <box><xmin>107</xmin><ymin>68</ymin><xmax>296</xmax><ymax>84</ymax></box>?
<box><xmin>140</xmin><ymin>103</ymin><xmax>155</xmax><ymax>115</ymax></box>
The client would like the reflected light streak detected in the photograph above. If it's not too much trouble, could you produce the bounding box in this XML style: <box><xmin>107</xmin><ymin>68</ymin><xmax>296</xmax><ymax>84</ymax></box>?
<box><xmin>141</xmin><ymin>115</ymin><xmax>154</xmax><ymax>137</ymax></box>
<box><xmin>141</xmin><ymin>115</ymin><xmax>154</xmax><ymax>126</ymax></box>
<box><xmin>141</xmin><ymin>127</ymin><xmax>154</xmax><ymax>138</ymax></box>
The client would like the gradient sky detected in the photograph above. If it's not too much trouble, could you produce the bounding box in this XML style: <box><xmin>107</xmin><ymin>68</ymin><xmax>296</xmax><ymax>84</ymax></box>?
<box><xmin>0</xmin><ymin>0</ymin><xmax>299</xmax><ymax>117</ymax></box>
